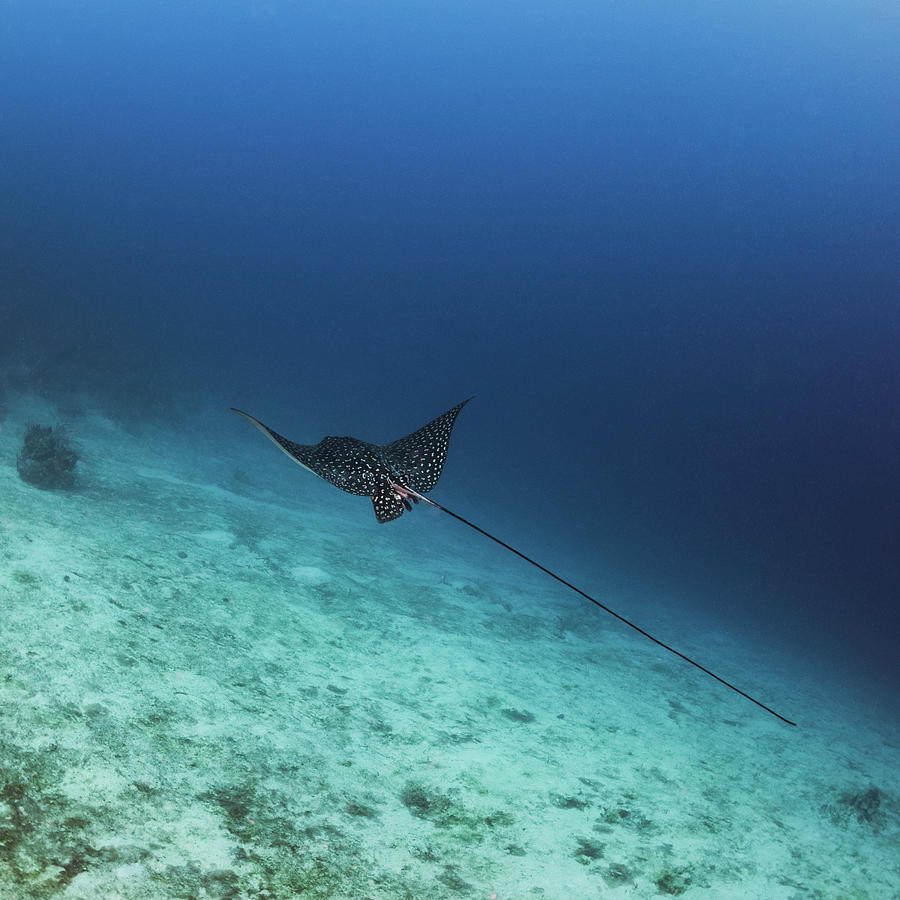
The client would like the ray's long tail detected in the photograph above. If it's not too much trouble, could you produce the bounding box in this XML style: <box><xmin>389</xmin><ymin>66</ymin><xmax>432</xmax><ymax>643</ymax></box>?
<box><xmin>393</xmin><ymin>483</ymin><xmax>797</xmax><ymax>727</ymax></box>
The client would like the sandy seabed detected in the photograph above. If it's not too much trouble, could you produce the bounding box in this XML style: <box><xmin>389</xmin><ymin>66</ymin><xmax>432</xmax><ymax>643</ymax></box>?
<box><xmin>1</xmin><ymin>395</ymin><xmax>897</xmax><ymax>899</ymax></box>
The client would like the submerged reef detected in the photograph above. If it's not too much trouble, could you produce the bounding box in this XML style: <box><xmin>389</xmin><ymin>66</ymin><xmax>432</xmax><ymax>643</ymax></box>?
<box><xmin>823</xmin><ymin>785</ymin><xmax>889</xmax><ymax>831</ymax></box>
<box><xmin>16</xmin><ymin>424</ymin><xmax>79</xmax><ymax>489</ymax></box>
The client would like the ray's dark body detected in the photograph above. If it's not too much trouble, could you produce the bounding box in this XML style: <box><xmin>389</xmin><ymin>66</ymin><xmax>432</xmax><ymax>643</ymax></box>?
<box><xmin>231</xmin><ymin>399</ymin><xmax>470</xmax><ymax>522</ymax></box>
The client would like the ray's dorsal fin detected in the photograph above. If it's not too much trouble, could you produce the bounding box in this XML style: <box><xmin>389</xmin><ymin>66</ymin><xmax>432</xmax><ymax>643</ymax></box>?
<box><xmin>232</xmin><ymin>399</ymin><xmax>797</xmax><ymax>726</ymax></box>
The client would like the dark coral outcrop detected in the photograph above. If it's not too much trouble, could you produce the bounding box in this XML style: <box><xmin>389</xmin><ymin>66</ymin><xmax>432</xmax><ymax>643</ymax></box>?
<box><xmin>16</xmin><ymin>424</ymin><xmax>79</xmax><ymax>489</ymax></box>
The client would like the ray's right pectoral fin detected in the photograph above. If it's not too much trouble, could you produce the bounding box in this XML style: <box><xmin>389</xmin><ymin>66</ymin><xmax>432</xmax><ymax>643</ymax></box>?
<box><xmin>371</xmin><ymin>481</ymin><xmax>406</xmax><ymax>523</ymax></box>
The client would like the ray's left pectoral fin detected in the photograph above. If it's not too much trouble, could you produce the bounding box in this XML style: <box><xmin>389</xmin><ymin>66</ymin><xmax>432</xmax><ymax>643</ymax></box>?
<box><xmin>231</xmin><ymin>407</ymin><xmax>318</xmax><ymax>478</ymax></box>
<box><xmin>371</xmin><ymin>481</ymin><xmax>407</xmax><ymax>523</ymax></box>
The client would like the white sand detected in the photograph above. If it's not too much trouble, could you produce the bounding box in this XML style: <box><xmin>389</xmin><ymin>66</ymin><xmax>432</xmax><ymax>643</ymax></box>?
<box><xmin>0</xmin><ymin>396</ymin><xmax>897</xmax><ymax>899</ymax></box>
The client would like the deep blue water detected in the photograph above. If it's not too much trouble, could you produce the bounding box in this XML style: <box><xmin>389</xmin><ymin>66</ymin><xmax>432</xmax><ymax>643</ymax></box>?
<box><xmin>2</xmin><ymin>1</ymin><xmax>898</xmax><ymax>702</ymax></box>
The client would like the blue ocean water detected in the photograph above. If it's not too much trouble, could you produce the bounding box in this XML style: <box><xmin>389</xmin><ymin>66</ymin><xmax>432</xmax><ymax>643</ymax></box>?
<box><xmin>1</xmin><ymin>1</ymin><xmax>898</xmax><ymax>897</ymax></box>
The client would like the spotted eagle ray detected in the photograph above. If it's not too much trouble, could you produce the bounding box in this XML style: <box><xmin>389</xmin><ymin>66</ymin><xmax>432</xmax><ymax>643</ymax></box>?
<box><xmin>232</xmin><ymin>400</ymin><xmax>796</xmax><ymax>726</ymax></box>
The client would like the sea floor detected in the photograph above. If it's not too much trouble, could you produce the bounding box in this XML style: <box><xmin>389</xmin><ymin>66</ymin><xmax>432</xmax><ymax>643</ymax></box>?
<box><xmin>1</xmin><ymin>394</ymin><xmax>898</xmax><ymax>899</ymax></box>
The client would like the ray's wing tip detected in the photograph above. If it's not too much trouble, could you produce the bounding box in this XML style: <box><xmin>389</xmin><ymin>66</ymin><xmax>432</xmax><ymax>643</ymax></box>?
<box><xmin>231</xmin><ymin>407</ymin><xmax>270</xmax><ymax>434</ymax></box>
